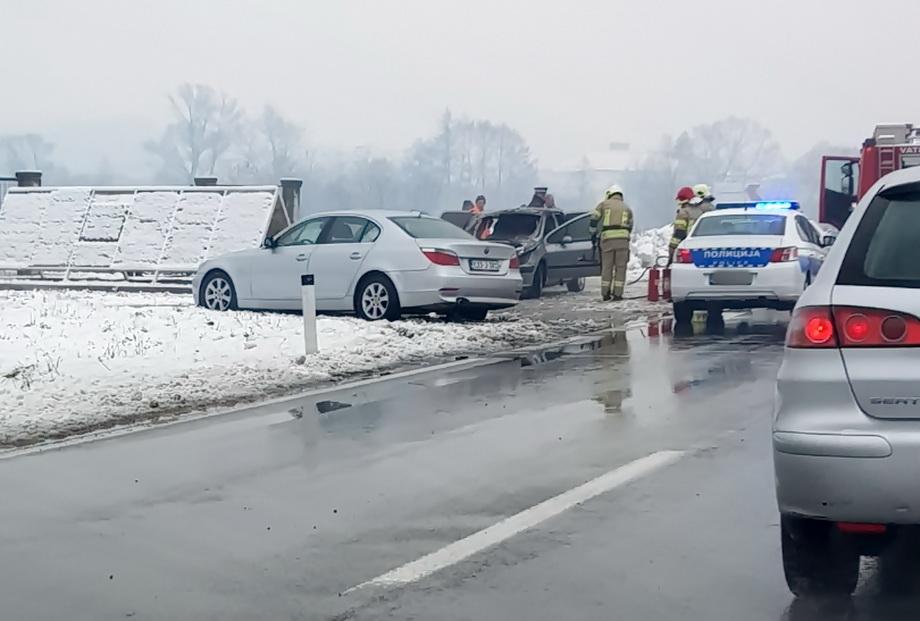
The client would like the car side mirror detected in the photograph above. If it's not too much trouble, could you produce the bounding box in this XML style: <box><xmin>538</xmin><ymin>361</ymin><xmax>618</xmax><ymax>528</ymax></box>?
<box><xmin>821</xmin><ymin>235</ymin><xmax>836</xmax><ymax>248</ymax></box>
<box><xmin>561</xmin><ymin>235</ymin><xmax>573</xmax><ymax>246</ymax></box>
<box><xmin>262</xmin><ymin>236</ymin><xmax>277</xmax><ymax>249</ymax></box>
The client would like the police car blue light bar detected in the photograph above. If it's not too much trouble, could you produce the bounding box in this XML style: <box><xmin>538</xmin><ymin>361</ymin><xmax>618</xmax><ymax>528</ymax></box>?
<box><xmin>715</xmin><ymin>201</ymin><xmax>800</xmax><ymax>210</ymax></box>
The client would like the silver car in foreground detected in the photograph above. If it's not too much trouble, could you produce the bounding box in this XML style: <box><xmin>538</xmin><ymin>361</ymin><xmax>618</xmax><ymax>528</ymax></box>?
<box><xmin>774</xmin><ymin>166</ymin><xmax>920</xmax><ymax>596</ymax></box>
<box><xmin>193</xmin><ymin>210</ymin><xmax>522</xmax><ymax>320</ymax></box>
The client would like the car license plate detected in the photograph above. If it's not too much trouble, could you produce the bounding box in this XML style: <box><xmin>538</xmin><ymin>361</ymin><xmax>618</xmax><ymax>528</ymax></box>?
<box><xmin>709</xmin><ymin>271</ymin><xmax>754</xmax><ymax>286</ymax></box>
<box><xmin>470</xmin><ymin>259</ymin><xmax>500</xmax><ymax>272</ymax></box>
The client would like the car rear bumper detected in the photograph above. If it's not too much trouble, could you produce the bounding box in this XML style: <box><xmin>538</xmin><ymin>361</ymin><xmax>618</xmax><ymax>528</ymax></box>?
<box><xmin>671</xmin><ymin>261</ymin><xmax>803</xmax><ymax>305</ymax></box>
<box><xmin>393</xmin><ymin>267</ymin><xmax>522</xmax><ymax>312</ymax></box>
<box><xmin>774</xmin><ymin>347</ymin><xmax>920</xmax><ymax>524</ymax></box>
<box><xmin>774</xmin><ymin>436</ymin><xmax>920</xmax><ymax>523</ymax></box>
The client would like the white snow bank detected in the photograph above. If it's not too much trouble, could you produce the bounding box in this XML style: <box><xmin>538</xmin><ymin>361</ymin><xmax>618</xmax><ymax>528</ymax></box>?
<box><xmin>628</xmin><ymin>225</ymin><xmax>672</xmax><ymax>278</ymax></box>
<box><xmin>0</xmin><ymin>290</ymin><xmax>567</xmax><ymax>445</ymax></box>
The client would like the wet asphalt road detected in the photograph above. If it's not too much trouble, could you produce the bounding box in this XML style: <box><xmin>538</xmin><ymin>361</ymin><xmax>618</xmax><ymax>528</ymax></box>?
<box><xmin>2</xmin><ymin>313</ymin><xmax>918</xmax><ymax>620</ymax></box>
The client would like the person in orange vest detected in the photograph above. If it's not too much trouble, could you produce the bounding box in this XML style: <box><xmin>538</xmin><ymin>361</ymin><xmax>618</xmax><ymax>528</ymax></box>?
<box><xmin>472</xmin><ymin>195</ymin><xmax>486</xmax><ymax>215</ymax></box>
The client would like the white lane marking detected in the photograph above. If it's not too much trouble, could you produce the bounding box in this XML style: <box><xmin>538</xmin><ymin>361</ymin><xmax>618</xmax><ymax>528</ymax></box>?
<box><xmin>345</xmin><ymin>449</ymin><xmax>685</xmax><ymax>593</ymax></box>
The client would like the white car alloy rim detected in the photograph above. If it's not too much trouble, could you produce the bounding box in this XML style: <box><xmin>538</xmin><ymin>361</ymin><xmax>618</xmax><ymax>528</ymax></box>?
<box><xmin>204</xmin><ymin>277</ymin><xmax>233</xmax><ymax>311</ymax></box>
<box><xmin>362</xmin><ymin>282</ymin><xmax>389</xmax><ymax>319</ymax></box>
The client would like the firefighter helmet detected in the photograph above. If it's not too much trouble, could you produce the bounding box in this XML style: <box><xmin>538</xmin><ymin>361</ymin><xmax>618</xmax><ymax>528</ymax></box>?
<box><xmin>675</xmin><ymin>186</ymin><xmax>695</xmax><ymax>202</ymax></box>
<box><xmin>605</xmin><ymin>184</ymin><xmax>624</xmax><ymax>198</ymax></box>
<box><xmin>693</xmin><ymin>183</ymin><xmax>711</xmax><ymax>198</ymax></box>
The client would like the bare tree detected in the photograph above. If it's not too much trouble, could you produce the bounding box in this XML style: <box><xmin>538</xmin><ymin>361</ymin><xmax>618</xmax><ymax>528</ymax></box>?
<box><xmin>673</xmin><ymin>116</ymin><xmax>783</xmax><ymax>184</ymax></box>
<box><xmin>352</xmin><ymin>156</ymin><xmax>398</xmax><ymax>209</ymax></box>
<box><xmin>145</xmin><ymin>83</ymin><xmax>243</xmax><ymax>183</ymax></box>
<box><xmin>0</xmin><ymin>134</ymin><xmax>56</xmax><ymax>171</ymax></box>
<box><xmin>260</xmin><ymin>105</ymin><xmax>305</xmax><ymax>179</ymax></box>
<box><xmin>406</xmin><ymin>114</ymin><xmax>536</xmax><ymax>211</ymax></box>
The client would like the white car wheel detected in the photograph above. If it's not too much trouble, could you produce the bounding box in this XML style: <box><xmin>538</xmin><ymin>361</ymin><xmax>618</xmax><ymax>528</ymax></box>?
<box><xmin>202</xmin><ymin>273</ymin><xmax>236</xmax><ymax>311</ymax></box>
<box><xmin>361</xmin><ymin>282</ymin><xmax>390</xmax><ymax>320</ymax></box>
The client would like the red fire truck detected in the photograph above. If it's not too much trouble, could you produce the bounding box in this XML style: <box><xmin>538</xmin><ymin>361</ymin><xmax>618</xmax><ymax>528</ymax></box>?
<box><xmin>820</xmin><ymin>123</ymin><xmax>920</xmax><ymax>230</ymax></box>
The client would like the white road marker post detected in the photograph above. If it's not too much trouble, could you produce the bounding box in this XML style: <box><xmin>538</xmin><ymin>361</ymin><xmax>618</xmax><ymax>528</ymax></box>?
<box><xmin>301</xmin><ymin>273</ymin><xmax>318</xmax><ymax>355</ymax></box>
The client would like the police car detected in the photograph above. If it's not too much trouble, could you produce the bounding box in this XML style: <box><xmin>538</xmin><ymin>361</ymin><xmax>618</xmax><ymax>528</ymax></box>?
<box><xmin>670</xmin><ymin>201</ymin><xmax>832</xmax><ymax>323</ymax></box>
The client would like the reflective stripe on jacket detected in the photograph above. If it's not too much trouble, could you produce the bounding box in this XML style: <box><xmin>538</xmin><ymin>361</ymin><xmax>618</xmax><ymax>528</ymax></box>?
<box><xmin>669</xmin><ymin>202</ymin><xmax>713</xmax><ymax>248</ymax></box>
<box><xmin>590</xmin><ymin>197</ymin><xmax>633</xmax><ymax>240</ymax></box>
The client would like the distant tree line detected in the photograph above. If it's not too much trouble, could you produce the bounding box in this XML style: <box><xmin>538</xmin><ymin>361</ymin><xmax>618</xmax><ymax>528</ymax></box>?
<box><xmin>0</xmin><ymin>83</ymin><xmax>854</xmax><ymax>224</ymax></box>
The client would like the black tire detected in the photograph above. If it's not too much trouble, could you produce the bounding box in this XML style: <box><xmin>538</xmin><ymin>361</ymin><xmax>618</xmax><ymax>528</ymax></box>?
<box><xmin>673</xmin><ymin>301</ymin><xmax>692</xmax><ymax>324</ymax></box>
<box><xmin>781</xmin><ymin>516</ymin><xmax>860</xmax><ymax>598</ymax></box>
<box><xmin>354</xmin><ymin>274</ymin><xmax>401</xmax><ymax>321</ymax></box>
<box><xmin>566</xmin><ymin>277</ymin><xmax>586</xmax><ymax>293</ymax></box>
<box><xmin>523</xmin><ymin>263</ymin><xmax>545</xmax><ymax>299</ymax></box>
<box><xmin>200</xmin><ymin>270</ymin><xmax>238</xmax><ymax>311</ymax></box>
<box><xmin>456</xmin><ymin>307</ymin><xmax>489</xmax><ymax>321</ymax></box>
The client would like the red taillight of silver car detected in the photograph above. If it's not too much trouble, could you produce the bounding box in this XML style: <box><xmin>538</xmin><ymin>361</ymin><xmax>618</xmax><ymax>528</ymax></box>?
<box><xmin>787</xmin><ymin>306</ymin><xmax>920</xmax><ymax>348</ymax></box>
<box><xmin>421</xmin><ymin>248</ymin><xmax>460</xmax><ymax>266</ymax></box>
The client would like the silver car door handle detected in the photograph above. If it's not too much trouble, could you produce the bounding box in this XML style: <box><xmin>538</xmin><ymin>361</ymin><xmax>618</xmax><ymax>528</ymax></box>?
<box><xmin>350</xmin><ymin>252</ymin><xmax>363</xmax><ymax>260</ymax></box>
<box><xmin>296</xmin><ymin>254</ymin><xmax>308</xmax><ymax>262</ymax></box>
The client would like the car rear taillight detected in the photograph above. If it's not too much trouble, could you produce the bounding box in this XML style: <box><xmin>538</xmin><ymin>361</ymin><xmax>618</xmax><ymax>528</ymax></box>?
<box><xmin>836</xmin><ymin>522</ymin><xmax>887</xmax><ymax>535</ymax></box>
<box><xmin>787</xmin><ymin>306</ymin><xmax>837</xmax><ymax>348</ymax></box>
<box><xmin>675</xmin><ymin>248</ymin><xmax>693</xmax><ymax>264</ymax></box>
<box><xmin>770</xmin><ymin>247</ymin><xmax>799</xmax><ymax>262</ymax></box>
<box><xmin>421</xmin><ymin>248</ymin><xmax>460</xmax><ymax>266</ymax></box>
<box><xmin>509</xmin><ymin>255</ymin><xmax>520</xmax><ymax>270</ymax></box>
<box><xmin>833</xmin><ymin>306</ymin><xmax>920</xmax><ymax>347</ymax></box>
<box><xmin>787</xmin><ymin>306</ymin><xmax>920</xmax><ymax>348</ymax></box>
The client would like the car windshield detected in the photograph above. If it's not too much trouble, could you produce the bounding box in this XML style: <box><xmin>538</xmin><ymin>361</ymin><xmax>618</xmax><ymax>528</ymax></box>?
<box><xmin>478</xmin><ymin>213</ymin><xmax>541</xmax><ymax>241</ymax></box>
<box><xmin>390</xmin><ymin>216</ymin><xmax>471</xmax><ymax>239</ymax></box>
<box><xmin>692</xmin><ymin>214</ymin><xmax>787</xmax><ymax>237</ymax></box>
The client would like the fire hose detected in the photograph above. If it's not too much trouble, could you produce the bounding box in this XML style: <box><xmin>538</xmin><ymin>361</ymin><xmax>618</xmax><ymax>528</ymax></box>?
<box><xmin>623</xmin><ymin>256</ymin><xmax>671</xmax><ymax>300</ymax></box>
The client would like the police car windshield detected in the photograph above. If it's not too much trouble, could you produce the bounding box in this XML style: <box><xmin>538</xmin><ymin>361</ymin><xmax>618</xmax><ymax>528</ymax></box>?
<box><xmin>692</xmin><ymin>214</ymin><xmax>786</xmax><ymax>237</ymax></box>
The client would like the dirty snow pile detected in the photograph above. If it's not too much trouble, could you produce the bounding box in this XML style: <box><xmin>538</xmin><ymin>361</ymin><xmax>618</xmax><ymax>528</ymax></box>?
<box><xmin>628</xmin><ymin>225</ymin><xmax>672</xmax><ymax>278</ymax></box>
<box><xmin>0</xmin><ymin>290</ymin><xmax>560</xmax><ymax>447</ymax></box>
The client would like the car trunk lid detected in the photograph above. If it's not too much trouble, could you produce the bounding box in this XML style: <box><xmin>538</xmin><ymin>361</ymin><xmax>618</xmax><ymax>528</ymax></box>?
<box><xmin>833</xmin><ymin>285</ymin><xmax>920</xmax><ymax>419</ymax></box>
<box><xmin>415</xmin><ymin>238</ymin><xmax>514</xmax><ymax>275</ymax></box>
<box><xmin>832</xmin><ymin>187</ymin><xmax>920</xmax><ymax>419</ymax></box>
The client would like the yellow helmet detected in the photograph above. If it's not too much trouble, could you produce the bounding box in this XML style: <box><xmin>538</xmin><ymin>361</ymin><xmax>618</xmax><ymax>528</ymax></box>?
<box><xmin>605</xmin><ymin>184</ymin><xmax>624</xmax><ymax>199</ymax></box>
<box><xmin>693</xmin><ymin>183</ymin><xmax>711</xmax><ymax>198</ymax></box>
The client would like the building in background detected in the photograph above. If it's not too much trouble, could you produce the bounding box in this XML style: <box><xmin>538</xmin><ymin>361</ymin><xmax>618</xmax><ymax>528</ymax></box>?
<box><xmin>540</xmin><ymin>142</ymin><xmax>642</xmax><ymax>212</ymax></box>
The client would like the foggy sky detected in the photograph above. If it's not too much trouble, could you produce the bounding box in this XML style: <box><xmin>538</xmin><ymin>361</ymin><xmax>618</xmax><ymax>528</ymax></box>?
<box><xmin>2</xmin><ymin>0</ymin><xmax>918</xmax><ymax>169</ymax></box>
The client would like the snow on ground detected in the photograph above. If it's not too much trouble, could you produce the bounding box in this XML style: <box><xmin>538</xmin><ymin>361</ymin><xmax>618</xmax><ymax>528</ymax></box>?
<box><xmin>0</xmin><ymin>289</ymin><xmax>622</xmax><ymax>447</ymax></box>
<box><xmin>628</xmin><ymin>225</ymin><xmax>672</xmax><ymax>278</ymax></box>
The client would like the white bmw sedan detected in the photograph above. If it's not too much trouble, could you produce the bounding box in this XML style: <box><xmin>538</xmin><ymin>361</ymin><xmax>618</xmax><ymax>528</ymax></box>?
<box><xmin>193</xmin><ymin>210</ymin><xmax>523</xmax><ymax>321</ymax></box>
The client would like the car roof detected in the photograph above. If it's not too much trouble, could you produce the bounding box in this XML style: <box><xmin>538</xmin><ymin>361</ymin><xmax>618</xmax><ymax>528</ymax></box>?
<box><xmin>487</xmin><ymin>207</ymin><xmax>565</xmax><ymax>216</ymax></box>
<box><xmin>303</xmin><ymin>209</ymin><xmax>436</xmax><ymax>220</ymax></box>
<box><xmin>702</xmin><ymin>207</ymin><xmax>795</xmax><ymax>218</ymax></box>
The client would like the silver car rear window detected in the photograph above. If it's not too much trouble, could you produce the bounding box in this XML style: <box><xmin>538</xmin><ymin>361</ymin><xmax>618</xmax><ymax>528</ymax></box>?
<box><xmin>390</xmin><ymin>217</ymin><xmax>471</xmax><ymax>239</ymax></box>
<box><xmin>839</xmin><ymin>189</ymin><xmax>920</xmax><ymax>287</ymax></box>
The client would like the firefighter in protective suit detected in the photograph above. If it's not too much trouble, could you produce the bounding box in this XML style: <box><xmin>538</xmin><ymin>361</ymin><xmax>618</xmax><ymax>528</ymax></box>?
<box><xmin>693</xmin><ymin>183</ymin><xmax>716</xmax><ymax>211</ymax></box>
<box><xmin>590</xmin><ymin>185</ymin><xmax>634</xmax><ymax>301</ymax></box>
<box><xmin>668</xmin><ymin>185</ymin><xmax>713</xmax><ymax>261</ymax></box>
